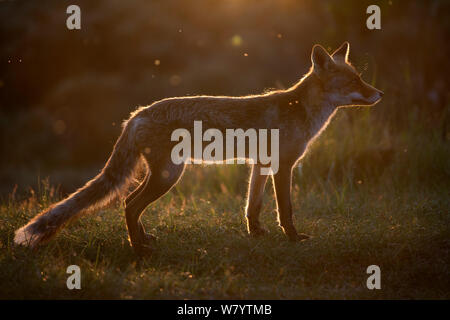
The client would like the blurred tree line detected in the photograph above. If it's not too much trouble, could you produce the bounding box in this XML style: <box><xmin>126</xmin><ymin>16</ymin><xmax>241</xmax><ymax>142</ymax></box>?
<box><xmin>0</xmin><ymin>0</ymin><xmax>448</xmax><ymax>193</ymax></box>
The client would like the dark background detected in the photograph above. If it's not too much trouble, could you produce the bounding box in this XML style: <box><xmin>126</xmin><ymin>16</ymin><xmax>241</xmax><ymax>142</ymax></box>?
<box><xmin>0</xmin><ymin>0</ymin><xmax>448</xmax><ymax>195</ymax></box>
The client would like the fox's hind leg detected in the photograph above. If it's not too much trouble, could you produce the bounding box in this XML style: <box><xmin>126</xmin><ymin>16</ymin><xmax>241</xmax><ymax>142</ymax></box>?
<box><xmin>245</xmin><ymin>164</ymin><xmax>269</xmax><ymax>237</ymax></box>
<box><xmin>125</xmin><ymin>173</ymin><xmax>149</xmax><ymax>207</ymax></box>
<box><xmin>125</xmin><ymin>154</ymin><xmax>185</xmax><ymax>255</ymax></box>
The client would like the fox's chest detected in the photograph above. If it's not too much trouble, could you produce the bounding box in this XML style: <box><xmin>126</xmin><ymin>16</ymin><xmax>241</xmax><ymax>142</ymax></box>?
<box><xmin>280</xmin><ymin>107</ymin><xmax>338</xmax><ymax>161</ymax></box>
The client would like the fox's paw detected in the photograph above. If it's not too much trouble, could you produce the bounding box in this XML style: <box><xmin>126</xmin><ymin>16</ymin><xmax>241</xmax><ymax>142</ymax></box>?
<box><xmin>131</xmin><ymin>233</ymin><xmax>157</xmax><ymax>256</ymax></box>
<box><xmin>133</xmin><ymin>244</ymin><xmax>153</xmax><ymax>257</ymax></box>
<box><xmin>248</xmin><ymin>227</ymin><xmax>268</xmax><ymax>237</ymax></box>
<box><xmin>142</xmin><ymin>232</ymin><xmax>157</xmax><ymax>244</ymax></box>
<box><xmin>288</xmin><ymin>233</ymin><xmax>311</xmax><ymax>242</ymax></box>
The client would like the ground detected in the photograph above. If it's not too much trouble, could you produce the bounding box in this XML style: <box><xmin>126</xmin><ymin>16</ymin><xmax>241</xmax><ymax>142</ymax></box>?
<box><xmin>1</xmin><ymin>165</ymin><xmax>448</xmax><ymax>299</ymax></box>
<box><xmin>1</xmin><ymin>111</ymin><xmax>449</xmax><ymax>299</ymax></box>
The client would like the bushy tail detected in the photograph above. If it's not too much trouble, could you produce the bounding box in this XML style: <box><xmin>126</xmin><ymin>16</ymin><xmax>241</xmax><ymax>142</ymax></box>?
<box><xmin>14</xmin><ymin>120</ymin><xmax>141</xmax><ymax>248</ymax></box>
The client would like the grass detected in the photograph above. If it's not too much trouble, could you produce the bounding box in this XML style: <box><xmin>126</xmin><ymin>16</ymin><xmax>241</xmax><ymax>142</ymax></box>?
<box><xmin>0</xmin><ymin>111</ymin><xmax>449</xmax><ymax>299</ymax></box>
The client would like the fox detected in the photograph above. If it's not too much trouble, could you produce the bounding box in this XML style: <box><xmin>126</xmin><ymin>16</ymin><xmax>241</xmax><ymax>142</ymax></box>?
<box><xmin>14</xmin><ymin>42</ymin><xmax>383</xmax><ymax>255</ymax></box>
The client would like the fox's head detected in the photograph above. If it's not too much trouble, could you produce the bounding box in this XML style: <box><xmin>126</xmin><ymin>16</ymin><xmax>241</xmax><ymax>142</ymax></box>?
<box><xmin>311</xmin><ymin>42</ymin><xmax>383</xmax><ymax>107</ymax></box>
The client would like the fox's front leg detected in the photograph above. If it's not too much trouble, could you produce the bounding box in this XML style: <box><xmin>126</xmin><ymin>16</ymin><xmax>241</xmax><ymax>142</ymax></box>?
<box><xmin>272</xmin><ymin>166</ymin><xmax>310</xmax><ymax>242</ymax></box>
<box><xmin>245</xmin><ymin>164</ymin><xmax>269</xmax><ymax>236</ymax></box>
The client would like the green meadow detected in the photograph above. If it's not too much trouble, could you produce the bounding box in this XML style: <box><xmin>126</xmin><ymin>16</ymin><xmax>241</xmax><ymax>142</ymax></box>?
<box><xmin>1</xmin><ymin>109</ymin><xmax>448</xmax><ymax>299</ymax></box>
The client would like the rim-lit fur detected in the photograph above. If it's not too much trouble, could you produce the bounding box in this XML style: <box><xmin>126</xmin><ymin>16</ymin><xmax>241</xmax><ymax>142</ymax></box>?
<box><xmin>14</xmin><ymin>120</ymin><xmax>142</xmax><ymax>247</ymax></box>
<box><xmin>14</xmin><ymin>42</ymin><xmax>383</xmax><ymax>251</ymax></box>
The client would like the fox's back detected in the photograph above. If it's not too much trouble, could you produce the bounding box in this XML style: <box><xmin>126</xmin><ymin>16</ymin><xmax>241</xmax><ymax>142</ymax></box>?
<box><xmin>136</xmin><ymin>94</ymin><xmax>284</xmax><ymax>131</ymax></box>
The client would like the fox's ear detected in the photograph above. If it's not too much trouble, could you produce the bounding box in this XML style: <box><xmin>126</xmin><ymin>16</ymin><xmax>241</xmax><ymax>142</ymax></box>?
<box><xmin>311</xmin><ymin>44</ymin><xmax>334</xmax><ymax>71</ymax></box>
<box><xmin>332</xmin><ymin>41</ymin><xmax>350</xmax><ymax>63</ymax></box>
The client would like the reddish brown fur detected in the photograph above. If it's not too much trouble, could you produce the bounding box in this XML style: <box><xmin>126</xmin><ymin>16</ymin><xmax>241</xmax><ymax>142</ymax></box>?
<box><xmin>15</xmin><ymin>42</ymin><xmax>383</xmax><ymax>254</ymax></box>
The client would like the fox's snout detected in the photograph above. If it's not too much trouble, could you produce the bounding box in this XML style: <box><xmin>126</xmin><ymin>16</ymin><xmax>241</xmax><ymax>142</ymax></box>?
<box><xmin>368</xmin><ymin>88</ymin><xmax>384</xmax><ymax>105</ymax></box>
